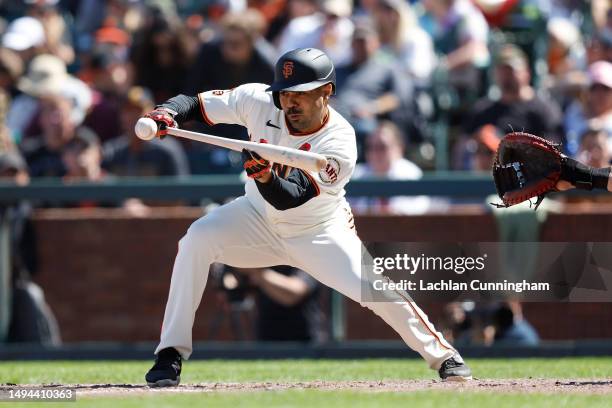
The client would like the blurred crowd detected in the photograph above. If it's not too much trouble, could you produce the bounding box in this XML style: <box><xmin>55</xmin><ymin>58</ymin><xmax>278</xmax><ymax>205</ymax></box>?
<box><xmin>440</xmin><ymin>300</ymin><xmax>540</xmax><ymax>347</ymax></box>
<box><xmin>0</xmin><ymin>0</ymin><xmax>609</xmax><ymax>202</ymax></box>
<box><xmin>2</xmin><ymin>0</ymin><xmax>607</xmax><ymax>346</ymax></box>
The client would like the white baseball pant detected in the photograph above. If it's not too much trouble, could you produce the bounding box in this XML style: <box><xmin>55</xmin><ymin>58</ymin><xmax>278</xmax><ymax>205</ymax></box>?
<box><xmin>155</xmin><ymin>196</ymin><xmax>456</xmax><ymax>369</ymax></box>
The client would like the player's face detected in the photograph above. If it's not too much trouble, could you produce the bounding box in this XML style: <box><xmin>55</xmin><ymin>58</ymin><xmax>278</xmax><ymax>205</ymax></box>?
<box><xmin>279</xmin><ymin>84</ymin><xmax>332</xmax><ymax>132</ymax></box>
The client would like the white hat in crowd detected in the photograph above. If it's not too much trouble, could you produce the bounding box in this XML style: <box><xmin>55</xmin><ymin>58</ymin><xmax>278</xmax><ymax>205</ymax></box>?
<box><xmin>17</xmin><ymin>54</ymin><xmax>92</xmax><ymax>126</ymax></box>
<box><xmin>17</xmin><ymin>54</ymin><xmax>68</xmax><ymax>96</ymax></box>
<box><xmin>1</xmin><ymin>17</ymin><xmax>45</xmax><ymax>51</ymax></box>
<box><xmin>321</xmin><ymin>0</ymin><xmax>353</xmax><ymax>18</ymax></box>
<box><xmin>547</xmin><ymin>17</ymin><xmax>581</xmax><ymax>50</ymax></box>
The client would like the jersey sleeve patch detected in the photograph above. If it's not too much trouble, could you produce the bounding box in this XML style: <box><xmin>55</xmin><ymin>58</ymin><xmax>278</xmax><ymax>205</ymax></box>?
<box><xmin>319</xmin><ymin>157</ymin><xmax>341</xmax><ymax>184</ymax></box>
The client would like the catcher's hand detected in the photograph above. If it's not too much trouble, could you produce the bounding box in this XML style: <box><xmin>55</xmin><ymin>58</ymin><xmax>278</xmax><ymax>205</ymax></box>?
<box><xmin>491</xmin><ymin>132</ymin><xmax>610</xmax><ymax>209</ymax></box>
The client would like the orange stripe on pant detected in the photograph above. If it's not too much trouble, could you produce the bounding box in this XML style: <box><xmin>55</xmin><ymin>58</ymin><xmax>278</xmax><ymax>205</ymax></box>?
<box><xmin>393</xmin><ymin>289</ymin><xmax>454</xmax><ymax>352</ymax></box>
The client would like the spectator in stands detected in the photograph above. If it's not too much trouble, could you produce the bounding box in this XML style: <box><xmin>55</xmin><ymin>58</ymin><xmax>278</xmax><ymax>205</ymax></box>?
<box><xmin>576</xmin><ymin>127</ymin><xmax>610</xmax><ymax>168</ymax></box>
<box><xmin>333</xmin><ymin>22</ymin><xmax>422</xmax><ymax>151</ymax></box>
<box><xmin>564</xmin><ymin>61</ymin><xmax>612</xmax><ymax>156</ymax></box>
<box><xmin>353</xmin><ymin>0</ymin><xmax>377</xmax><ymax>19</ymax></box>
<box><xmin>262</xmin><ymin>0</ymin><xmax>303</xmax><ymax>44</ymax></box>
<box><xmin>7</xmin><ymin>54</ymin><xmax>92</xmax><ymax>144</ymax></box>
<box><xmin>471</xmin><ymin>0</ymin><xmax>519</xmax><ymax>28</ymax></box>
<box><xmin>184</xmin><ymin>10</ymin><xmax>274</xmax><ymax>94</ymax></box>
<box><xmin>456</xmin><ymin>44</ymin><xmax>562</xmax><ymax>169</ymax></box>
<box><xmin>103</xmin><ymin>86</ymin><xmax>189</xmax><ymax>177</ymax></box>
<box><xmin>131</xmin><ymin>11</ymin><xmax>194</xmax><ymax>103</ymax></box>
<box><xmin>440</xmin><ymin>302</ymin><xmax>474</xmax><ymax>347</ymax></box>
<box><xmin>245</xmin><ymin>0</ymin><xmax>287</xmax><ymax>41</ymax></box>
<box><xmin>473</xmin><ymin>0</ymin><xmax>546</xmax><ymax>35</ymax></box>
<box><xmin>372</xmin><ymin>0</ymin><xmax>436</xmax><ymax>84</ymax></box>
<box><xmin>0</xmin><ymin>48</ymin><xmax>24</xmax><ymax>98</ymax></box>
<box><xmin>80</xmin><ymin>24</ymin><xmax>133</xmax><ymax>142</ymax></box>
<box><xmin>592</xmin><ymin>1</ymin><xmax>611</xmax><ymax>32</ymax></box>
<box><xmin>276</xmin><ymin>0</ymin><xmax>354</xmax><ymax>67</ymax></box>
<box><xmin>0</xmin><ymin>150</ymin><xmax>61</xmax><ymax>345</ymax></box>
<box><xmin>0</xmin><ymin>150</ymin><xmax>28</xmax><ymax>185</ymax></box>
<box><xmin>183</xmin><ymin>10</ymin><xmax>274</xmax><ymax>174</ymax></box>
<box><xmin>470</xmin><ymin>124</ymin><xmax>501</xmax><ymax>172</ymax></box>
<box><xmin>20</xmin><ymin>93</ymin><xmax>97</xmax><ymax>178</ymax></box>
<box><xmin>0</xmin><ymin>90</ymin><xmax>14</xmax><ymax>154</ymax></box>
<box><xmin>228</xmin><ymin>266</ymin><xmax>325</xmax><ymax>342</ymax></box>
<box><xmin>5</xmin><ymin>51</ymin><xmax>56</xmax><ymax>143</ymax></box>
<box><xmin>71</xmin><ymin>0</ymin><xmax>144</xmax><ymax>55</ymax></box>
<box><xmin>351</xmin><ymin>121</ymin><xmax>432</xmax><ymax>214</ymax></box>
<box><xmin>587</xmin><ymin>29</ymin><xmax>612</xmax><ymax>65</ymax></box>
<box><xmin>422</xmin><ymin>0</ymin><xmax>490</xmax><ymax>95</ymax></box>
<box><xmin>24</xmin><ymin>0</ymin><xmax>75</xmax><ymax>65</ymax></box>
<box><xmin>1</xmin><ymin>16</ymin><xmax>46</xmax><ymax>65</ymax></box>
<box><xmin>546</xmin><ymin>17</ymin><xmax>586</xmax><ymax>77</ymax></box>
<box><xmin>486</xmin><ymin>301</ymin><xmax>539</xmax><ymax>347</ymax></box>
<box><xmin>1</xmin><ymin>88</ymin><xmax>17</xmax><ymax>154</ymax></box>
<box><xmin>62</xmin><ymin>131</ymin><xmax>106</xmax><ymax>182</ymax></box>
<box><xmin>544</xmin><ymin>17</ymin><xmax>587</xmax><ymax>108</ymax></box>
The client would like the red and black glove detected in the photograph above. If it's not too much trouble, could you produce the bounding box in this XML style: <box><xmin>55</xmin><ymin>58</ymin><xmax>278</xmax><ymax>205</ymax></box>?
<box><xmin>242</xmin><ymin>149</ymin><xmax>271</xmax><ymax>180</ymax></box>
<box><xmin>492</xmin><ymin>131</ymin><xmax>610</xmax><ymax>209</ymax></box>
<box><xmin>143</xmin><ymin>108</ymin><xmax>178</xmax><ymax>138</ymax></box>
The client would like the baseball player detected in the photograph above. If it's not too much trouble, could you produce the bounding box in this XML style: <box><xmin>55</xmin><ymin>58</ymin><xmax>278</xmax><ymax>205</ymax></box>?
<box><xmin>143</xmin><ymin>48</ymin><xmax>471</xmax><ymax>387</ymax></box>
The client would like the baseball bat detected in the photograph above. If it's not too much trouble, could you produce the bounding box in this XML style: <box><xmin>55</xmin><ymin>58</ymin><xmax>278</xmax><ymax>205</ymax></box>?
<box><xmin>166</xmin><ymin>127</ymin><xmax>327</xmax><ymax>173</ymax></box>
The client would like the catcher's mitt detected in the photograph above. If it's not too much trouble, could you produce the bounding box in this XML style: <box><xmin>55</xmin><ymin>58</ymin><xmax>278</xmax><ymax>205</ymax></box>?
<box><xmin>492</xmin><ymin>132</ymin><xmax>563</xmax><ymax>209</ymax></box>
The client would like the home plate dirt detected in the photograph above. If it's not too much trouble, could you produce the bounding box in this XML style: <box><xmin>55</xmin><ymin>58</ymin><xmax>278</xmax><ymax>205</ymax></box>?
<box><xmin>3</xmin><ymin>380</ymin><xmax>612</xmax><ymax>396</ymax></box>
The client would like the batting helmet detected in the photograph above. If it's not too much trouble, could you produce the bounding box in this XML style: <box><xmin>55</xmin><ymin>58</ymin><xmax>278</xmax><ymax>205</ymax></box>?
<box><xmin>266</xmin><ymin>48</ymin><xmax>336</xmax><ymax>109</ymax></box>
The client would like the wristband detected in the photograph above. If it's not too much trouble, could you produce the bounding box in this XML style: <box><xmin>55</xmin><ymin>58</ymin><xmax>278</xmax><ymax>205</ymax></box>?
<box><xmin>155</xmin><ymin>107</ymin><xmax>178</xmax><ymax>117</ymax></box>
<box><xmin>592</xmin><ymin>167</ymin><xmax>611</xmax><ymax>190</ymax></box>
<box><xmin>561</xmin><ymin>157</ymin><xmax>610</xmax><ymax>190</ymax></box>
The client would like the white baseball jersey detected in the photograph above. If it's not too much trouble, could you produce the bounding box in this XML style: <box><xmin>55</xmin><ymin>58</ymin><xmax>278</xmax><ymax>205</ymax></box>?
<box><xmin>154</xmin><ymin>83</ymin><xmax>460</xmax><ymax>372</ymax></box>
<box><xmin>197</xmin><ymin>83</ymin><xmax>357</xmax><ymax>238</ymax></box>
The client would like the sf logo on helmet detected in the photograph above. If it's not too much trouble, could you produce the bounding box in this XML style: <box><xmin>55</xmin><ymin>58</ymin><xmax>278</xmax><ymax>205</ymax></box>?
<box><xmin>283</xmin><ymin>61</ymin><xmax>294</xmax><ymax>79</ymax></box>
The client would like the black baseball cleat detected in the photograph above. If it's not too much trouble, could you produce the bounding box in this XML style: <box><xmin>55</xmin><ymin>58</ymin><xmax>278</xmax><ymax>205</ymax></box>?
<box><xmin>145</xmin><ymin>347</ymin><xmax>182</xmax><ymax>387</ymax></box>
<box><xmin>438</xmin><ymin>356</ymin><xmax>472</xmax><ymax>381</ymax></box>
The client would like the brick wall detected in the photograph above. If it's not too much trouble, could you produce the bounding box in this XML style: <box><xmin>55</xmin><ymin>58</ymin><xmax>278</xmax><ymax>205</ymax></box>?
<box><xmin>31</xmin><ymin>207</ymin><xmax>612</xmax><ymax>342</ymax></box>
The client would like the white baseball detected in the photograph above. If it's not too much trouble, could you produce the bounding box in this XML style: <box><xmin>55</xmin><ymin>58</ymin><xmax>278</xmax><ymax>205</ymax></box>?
<box><xmin>135</xmin><ymin>118</ymin><xmax>158</xmax><ymax>141</ymax></box>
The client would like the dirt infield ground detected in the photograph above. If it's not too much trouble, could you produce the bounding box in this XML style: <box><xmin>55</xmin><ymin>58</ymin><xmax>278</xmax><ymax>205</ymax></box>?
<box><xmin>3</xmin><ymin>379</ymin><xmax>612</xmax><ymax>397</ymax></box>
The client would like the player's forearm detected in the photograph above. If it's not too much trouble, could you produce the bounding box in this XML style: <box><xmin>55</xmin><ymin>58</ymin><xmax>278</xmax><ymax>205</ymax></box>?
<box><xmin>560</xmin><ymin>158</ymin><xmax>611</xmax><ymax>191</ymax></box>
<box><xmin>566</xmin><ymin>169</ymin><xmax>612</xmax><ymax>191</ymax></box>
<box><xmin>157</xmin><ymin>95</ymin><xmax>201</xmax><ymax>123</ymax></box>
<box><xmin>255</xmin><ymin>170</ymin><xmax>319</xmax><ymax>210</ymax></box>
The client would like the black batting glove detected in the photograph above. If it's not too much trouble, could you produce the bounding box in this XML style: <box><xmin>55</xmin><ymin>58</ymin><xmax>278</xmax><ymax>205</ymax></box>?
<box><xmin>143</xmin><ymin>107</ymin><xmax>178</xmax><ymax>139</ymax></box>
<box><xmin>242</xmin><ymin>149</ymin><xmax>271</xmax><ymax>180</ymax></box>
